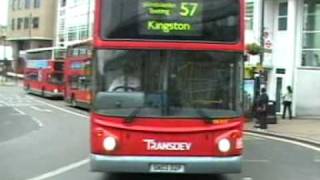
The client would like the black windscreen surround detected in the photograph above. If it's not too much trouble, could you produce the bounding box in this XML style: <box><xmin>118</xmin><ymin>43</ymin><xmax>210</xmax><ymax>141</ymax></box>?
<box><xmin>100</xmin><ymin>0</ymin><xmax>240</xmax><ymax>42</ymax></box>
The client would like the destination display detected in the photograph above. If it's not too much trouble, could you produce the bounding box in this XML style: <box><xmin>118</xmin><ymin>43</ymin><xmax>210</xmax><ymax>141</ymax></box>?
<box><xmin>138</xmin><ymin>0</ymin><xmax>203</xmax><ymax>36</ymax></box>
<box><xmin>100</xmin><ymin>0</ymin><xmax>240</xmax><ymax>42</ymax></box>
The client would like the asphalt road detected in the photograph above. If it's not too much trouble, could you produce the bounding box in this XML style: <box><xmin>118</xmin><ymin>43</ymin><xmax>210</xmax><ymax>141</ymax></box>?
<box><xmin>0</xmin><ymin>84</ymin><xmax>319</xmax><ymax>180</ymax></box>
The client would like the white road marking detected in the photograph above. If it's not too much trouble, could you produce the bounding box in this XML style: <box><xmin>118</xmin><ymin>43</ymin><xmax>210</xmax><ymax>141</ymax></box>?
<box><xmin>13</xmin><ymin>107</ymin><xmax>26</xmax><ymax>115</ymax></box>
<box><xmin>0</xmin><ymin>101</ymin><xmax>8</xmax><ymax>106</ymax></box>
<box><xmin>243</xmin><ymin>159</ymin><xmax>270</xmax><ymax>163</ymax></box>
<box><xmin>245</xmin><ymin>132</ymin><xmax>320</xmax><ymax>152</ymax></box>
<box><xmin>30</xmin><ymin>98</ymin><xmax>88</xmax><ymax>118</ymax></box>
<box><xmin>32</xmin><ymin>117</ymin><xmax>44</xmax><ymax>128</ymax></box>
<box><xmin>314</xmin><ymin>159</ymin><xmax>320</xmax><ymax>163</ymax></box>
<box><xmin>30</xmin><ymin>106</ymin><xmax>52</xmax><ymax>112</ymax></box>
<box><xmin>243</xmin><ymin>177</ymin><xmax>253</xmax><ymax>180</ymax></box>
<box><xmin>26</xmin><ymin>158</ymin><xmax>89</xmax><ymax>180</ymax></box>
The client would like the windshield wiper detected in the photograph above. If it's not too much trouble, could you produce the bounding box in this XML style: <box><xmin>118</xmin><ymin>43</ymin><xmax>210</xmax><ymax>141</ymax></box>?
<box><xmin>125</xmin><ymin>107</ymin><xmax>143</xmax><ymax>123</ymax></box>
<box><xmin>194</xmin><ymin>108</ymin><xmax>213</xmax><ymax>124</ymax></box>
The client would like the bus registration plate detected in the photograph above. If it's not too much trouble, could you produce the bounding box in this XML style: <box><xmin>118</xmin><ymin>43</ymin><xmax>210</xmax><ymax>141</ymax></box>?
<box><xmin>150</xmin><ymin>164</ymin><xmax>185</xmax><ymax>173</ymax></box>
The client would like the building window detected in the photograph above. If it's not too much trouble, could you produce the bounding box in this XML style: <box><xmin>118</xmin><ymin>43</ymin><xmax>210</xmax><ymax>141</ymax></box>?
<box><xmin>12</xmin><ymin>0</ymin><xmax>16</xmax><ymax>10</ymax></box>
<box><xmin>11</xmin><ymin>19</ymin><xmax>15</xmax><ymax>30</ymax></box>
<box><xmin>25</xmin><ymin>0</ymin><xmax>31</xmax><ymax>9</ymax></box>
<box><xmin>79</xmin><ymin>25</ymin><xmax>89</xmax><ymax>40</ymax></box>
<box><xmin>24</xmin><ymin>17</ymin><xmax>30</xmax><ymax>29</ymax></box>
<box><xmin>34</xmin><ymin>0</ymin><xmax>41</xmax><ymax>8</ymax></box>
<box><xmin>17</xmin><ymin>0</ymin><xmax>23</xmax><ymax>10</ymax></box>
<box><xmin>61</xmin><ymin>0</ymin><xmax>66</xmax><ymax>7</ymax></box>
<box><xmin>278</xmin><ymin>2</ymin><xmax>288</xmax><ymax>31</ymax></box>
<box><xmin>68</xmin><ymin>26</ymin><xmax>77</xmax><ymax>41</ymax></box>
<box><xmin>17</xmin><ymin>18</ymin><xmax>23</xmax><ymax>30</ymax></box>
<box><xmin>32</xmin><ymin>17</ymin><xmax>39</xmax><ymax>28</ymax></box>
<box><xmin>302</xmin><ymin>0</ymin><xmax>320</xmax><ymax>67</ymax></box>
<box><xmin>245</xmin><ymin>1</ymin><xmax>254</xmax><ymax>30</ymax></box>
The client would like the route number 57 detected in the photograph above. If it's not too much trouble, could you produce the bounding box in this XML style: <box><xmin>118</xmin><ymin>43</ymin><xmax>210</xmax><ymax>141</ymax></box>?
<box><xmin>180</xmin><ymin>2</ymin><xmax>199</xmax><ymax>17</ymax></box>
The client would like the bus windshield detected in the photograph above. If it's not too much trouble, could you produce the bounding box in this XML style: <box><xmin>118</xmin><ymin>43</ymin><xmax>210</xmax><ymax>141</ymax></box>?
<box><xmin>49</xmin><ymin>72</ymin><xmax>64</xmax><ymax>85</ymax></box>
<box><xmin>94</xmin><ymin>50</ymin><xmax>243</xmax><ymax>119</ymax></box>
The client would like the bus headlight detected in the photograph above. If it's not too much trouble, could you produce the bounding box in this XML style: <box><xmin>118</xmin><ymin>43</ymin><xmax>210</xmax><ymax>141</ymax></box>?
<box><xmin>53</xmin><ymin>89</ymin><xmax>58</xmax><ymax>93</ymax></box>
<box><xmin>103</xmin><ymin>136</ymin><xmax>117</xmax><ymax>151</ymax></box>
<box><xmin>218</xmin><ymin>138</ymin><xmax>231</xmax><ymax>153</ymax></box>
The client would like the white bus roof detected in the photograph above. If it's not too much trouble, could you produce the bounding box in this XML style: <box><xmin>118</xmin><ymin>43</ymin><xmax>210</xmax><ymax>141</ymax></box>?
<box><xmin>25</xmin><ymin>47</ymin><xmax>66</xmax><ymax>53</ymax></box>
<box><xmin>66</xmin><ymin>39</ymin><xmax>92</xmax><ymax>48</ymax></box>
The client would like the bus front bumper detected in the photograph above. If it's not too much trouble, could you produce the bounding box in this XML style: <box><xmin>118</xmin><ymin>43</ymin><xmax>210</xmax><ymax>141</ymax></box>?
<box><xmin>90</xmin><ymin>154</ymin><xmax>241</xmax><ymax>174</ymax></box>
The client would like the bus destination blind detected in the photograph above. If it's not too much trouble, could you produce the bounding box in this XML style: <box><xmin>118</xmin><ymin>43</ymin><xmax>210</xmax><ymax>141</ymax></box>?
<box><xmin>139</xmin><ymin>0</ymin><xmax>203</xmax><ymax>36</ymax></box>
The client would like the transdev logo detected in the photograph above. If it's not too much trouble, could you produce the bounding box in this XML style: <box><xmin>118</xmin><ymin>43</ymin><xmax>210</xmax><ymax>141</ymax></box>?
<box><xmin>143</xmin><ymin>139</ymin><xmax>192</xmax><ymax>151</ymax></box>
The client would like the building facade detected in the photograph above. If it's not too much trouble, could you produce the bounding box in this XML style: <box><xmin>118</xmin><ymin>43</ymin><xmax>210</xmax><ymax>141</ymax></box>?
<box><xmin>246</xmin><ymin>0</ymin><xmax>320</xmax><ymax>118</ymax></box>
<box><xmin>0</xmin><ymin>25</ymin><xmax>13</xmax><ymax>61</ymax></box>
<box><xmin>55</xmin><ymin>0</ymin><xmax>94</xmax><ymax>47</ymax></box>
<box><xmin>7</xmin><ymin>0</ymin><xmax>57</xmax><ymax>60</ymax></box>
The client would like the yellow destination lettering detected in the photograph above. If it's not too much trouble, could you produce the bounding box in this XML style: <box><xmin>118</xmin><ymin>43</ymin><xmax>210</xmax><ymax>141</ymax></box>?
<box><xmin>149</xmin><ymin>8</ymin><xmax>171</xmax><ymax>16</ymax></box>
<box><xmin>147</xmin><ymin>21</ymin><xmax>192</xmax><ymax>33</ymax></box>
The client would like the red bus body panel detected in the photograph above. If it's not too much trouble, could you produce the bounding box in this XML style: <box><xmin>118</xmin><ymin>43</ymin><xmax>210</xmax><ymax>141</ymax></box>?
<box><xmin>91</xmin><ymin>113</ymin><xmax>244</xmax><ymax>156</ymax></box>
<box><xmin>64</xmin><ymin>57</ymin><xmax>92</xmax><ymax>107</ymax></box>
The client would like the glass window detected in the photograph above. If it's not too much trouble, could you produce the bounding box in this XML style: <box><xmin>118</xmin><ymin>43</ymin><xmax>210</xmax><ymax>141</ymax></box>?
<box><xmin>24</xmin><ymin>17</ymin><xmax>30</xmax><ymax>29</ymax></box>
<box><xmin>17</xmin><ymin>0</ymin><xmax>22</xmax><ymax>9</ymax></box>
<box><xmin>100</xmin><ymin>0</ymin><xmax>241</xmax><ymax>43</ymax></box>
<box><xmin>49</xmin><ymin>72</ymin><xmax>64</xmax><ymax>85</ymax></box>
<box><xmin>68</xmin><ymin>27</ymin><xmax>77</xmax><ymax>41</ymax></box>
<box><xmin>302</xmin><ymin>0</ymin><xmax>320</xmax><ymax>67</ymax></box>
<box><xmin>26</xmin><ymin>72</ymin><xmax>39</xmax><ymax>81</ymax></box>
<box><xmin>279</xmin><ymin>2</ymin><xmax>288</xmax><ymax>16</ymax></box>
<box><xmin>12</xmin><ymin>0</ymin><xmax>16</xmax><ymax>10</ymax></box>
<box><xmin>34</xmin><ymin>0</ymin><xmax>41</xmax><ymax>8</ymax></box>
<box><xmin>302</xmin><ymin>50</ymin><xmax>320</xmax><ymax>67</ymax></box>
<box><xmin>33</xmin><ymin>17</ymin><xmax>39</xmax><ymax>29</ymax></box>
<box><xmin>11</xmin><ymin>19</ymin><xmax>15</xmax><ymax>30</ymax></box>
<box><xmin>70</xmin><ymin>76</ymin><xmax>91</xmax><ymax>90</ymax></box>
<box><xmin>303</xmin><ymin>33</ymin><xmax>320</xmax><ymax>49</ymax></box>
<box><xmin>54</xmin><ymin>49</ymin><xmax>66</xmax><ymax>59</ymax></box>
<box><xmin>53</xmin><ymin>62</ymin><xmax>64</xmax><ymax>71</ymax></box>
<box><xmin>245</xmin><ymin>2</ymin><xmax>254</xmax><ymax>30</ymax></box>
<box><xmin>25</xmin><ymin>0</ymin><xmax>31</xmax><ymax>9</ymax></box>
<box><xmin>17</xmin><ymin>18</ymin><xmax>23</xmax><ymax>30</ymax></box>
<box><xmin>94</xmin><ymin>50</ymin><xmax>243</xmax><ymax>119</ymax></box>
<box><xmin>278</xmin><ymin>2</ymin><xmax>288</xmax><ymax>31</ymax></box>
<box><xmin>27</xmin><ymin>50</ymin><xmax>52</xmax><ymax>60</ymax></box>
<box><xmin>61</xmin><ymin>0</ymin><xmax>66</xmax><ymax>7</ymax></box>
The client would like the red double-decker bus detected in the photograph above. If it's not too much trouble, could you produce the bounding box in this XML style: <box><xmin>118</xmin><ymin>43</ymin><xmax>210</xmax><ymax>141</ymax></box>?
<box><xmin>91</xmin><ymin>0</ymin><xmax>245</xmax><ymax>174</ymax></box>
<box><xmin>24</xmin><ymin>47</ymin><xmax>65</xmax><ymax>98</ymax></box>
<box><xmin>64</xmin><ymin>41</ymin><xmax>92</xmax><ymax>109</ymax></box>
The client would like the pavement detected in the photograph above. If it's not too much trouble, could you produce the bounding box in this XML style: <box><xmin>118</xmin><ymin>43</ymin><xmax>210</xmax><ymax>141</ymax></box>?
<box><xmin>0</xmin><ymin>76</ymin><xmax>21</xmax><ymax>86</ymax></box>
<box><xmin>246</xmin><ymin>118</ymin><xmax>320</xmax><ymax>147</ymax></box>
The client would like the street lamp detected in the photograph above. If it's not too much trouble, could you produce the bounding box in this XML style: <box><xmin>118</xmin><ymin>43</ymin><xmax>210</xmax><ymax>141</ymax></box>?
<box><xmin>260</xmin><ymin>0</ymin><xmax>265</xmax><ymax>65</ymax></box>
<box><xmin>256</xmin><ymin>0</ymin><xmax>266</xmax><ymax>95</ymax></box>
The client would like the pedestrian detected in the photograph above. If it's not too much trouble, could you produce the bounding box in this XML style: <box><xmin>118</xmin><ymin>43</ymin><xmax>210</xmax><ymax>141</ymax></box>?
<box><xmin>255</xmin><ymin>88</ymin><xmax>269</xmax><ymax>130</ymax></box>
<box><xmin>282</xmin><ymin>86</ymin><xmax>293</xmax><ymax>119</ymax></box>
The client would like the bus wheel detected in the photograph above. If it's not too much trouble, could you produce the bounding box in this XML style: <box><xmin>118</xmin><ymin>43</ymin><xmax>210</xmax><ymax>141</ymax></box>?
<box><xmin>41</xmin><ymin>88</ymin><xmax>45</xmax><ymax>97</ymax></box>
<box><xmin>71</xmin><ymin>96</ymin><xmax>77</xmax><ymax>107</ymax></box>
<box><xmin>25</xmin><ymin>85</ymin><xmax>30</xmax><ymax>93</ymax></box>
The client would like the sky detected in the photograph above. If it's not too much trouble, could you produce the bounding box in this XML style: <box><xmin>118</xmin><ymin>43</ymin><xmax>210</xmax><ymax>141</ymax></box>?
<box><xmin>0</xmin><ymin>0</ymin><xmax>8</xmax><ymax>26</ymax></box>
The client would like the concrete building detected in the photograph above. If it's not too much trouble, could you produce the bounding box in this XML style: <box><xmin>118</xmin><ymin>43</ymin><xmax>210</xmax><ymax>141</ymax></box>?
<box><xmin>246</xmin><ymin>0</ymin><xmax>320</xmax><ymax>118</ymax></box>
<box><xmin>1</xmin><ymin>26</ymin><xmax>13</xmax><ymax>61</ymax></box>
<box><xmin>7</xmin><ymin>0</ymin><xmax>58</xmax><ymax>60</ymax></box>
<box><xmin>55</xmin><ymin>0</ymin><xmax>94</xmax><ymax>47</ymax></box>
